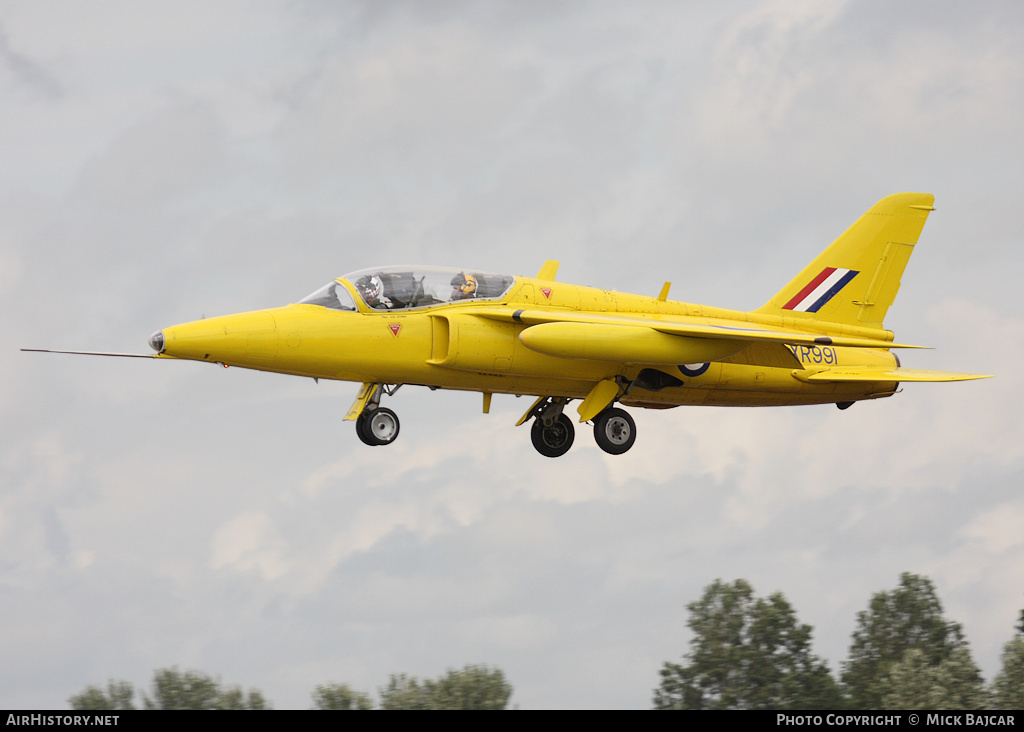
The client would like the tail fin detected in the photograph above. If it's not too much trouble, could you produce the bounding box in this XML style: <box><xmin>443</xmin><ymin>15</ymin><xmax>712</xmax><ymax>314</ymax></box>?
<box><xmin>757</xmin><ymin>193</ymin><xmax>935</xmax><ymax>329</ymax></box>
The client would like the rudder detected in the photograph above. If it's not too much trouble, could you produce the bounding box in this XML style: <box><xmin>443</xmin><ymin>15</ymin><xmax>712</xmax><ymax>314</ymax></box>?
<box><xmin>757</xmin><ymin>193</ymin><xmax>935</xmax><ymax>329</ymax></box>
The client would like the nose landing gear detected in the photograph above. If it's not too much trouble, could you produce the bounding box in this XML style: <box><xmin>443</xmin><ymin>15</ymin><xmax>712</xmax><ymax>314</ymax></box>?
<box><xmin>357</xmin><ymin>406</ymin><xmax>400</xmax><ymax>446</ymax></box>
<box><xmin>351</xmin><ymin>383</ymin><xmax>402</xmax><ymax>446</ymax></box>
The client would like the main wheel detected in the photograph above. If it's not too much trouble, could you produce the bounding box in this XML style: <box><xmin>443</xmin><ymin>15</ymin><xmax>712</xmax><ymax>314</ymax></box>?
<box><xmin>593</xmin><ymin>407</ymin><xmax>635</xmax><ymax>455</ymax></box>
<box><xmin>357</xmin><ymin>407</ymin><xmax>400</xmax><ymax>446</ymax></box>
<box><xmin>531</xmin><ymin>414</ymin><xmax>575</xmax><ymax>458</ymax></box>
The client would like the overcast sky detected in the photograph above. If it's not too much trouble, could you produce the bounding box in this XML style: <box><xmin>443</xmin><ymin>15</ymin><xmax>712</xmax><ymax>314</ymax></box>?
<box><xmin>2</xmin><ymin>0</ymin><xmax>1023</xmax><ymax>709</ymax></box>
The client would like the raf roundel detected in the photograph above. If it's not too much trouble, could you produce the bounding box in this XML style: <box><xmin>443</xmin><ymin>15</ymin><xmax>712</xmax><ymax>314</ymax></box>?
<box><xmin>679</xmin><ymin>363</ymin><xmax>710</xmax><ymax>377</ymax></box>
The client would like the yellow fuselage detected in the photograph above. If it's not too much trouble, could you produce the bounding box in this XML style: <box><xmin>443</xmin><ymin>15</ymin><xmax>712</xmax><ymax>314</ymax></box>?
<box><xmin>158</xmin><ymin>277</ymin><xmax>898</xmax><ymax>409</ymax></box>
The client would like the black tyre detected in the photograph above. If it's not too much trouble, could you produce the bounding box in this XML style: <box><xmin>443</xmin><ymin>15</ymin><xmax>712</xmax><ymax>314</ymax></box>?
<box><xmin>357</xmin><ymin>407</ymin><xmax>400</xmax><ymax>446</ymax></box>
<box><xmin>530</xmin><ymin>414</ymin><xmax>575</xmax><ymax>458</ymax></box>
<box><xmin>593</xmin><ymin>407</ymin><xmax>635</xmax><ymax>455</ymax></box>
<box><xmin>355</xmin><ymin>412</ymin><xmax>377</xmax><ymax>445</ymax></box>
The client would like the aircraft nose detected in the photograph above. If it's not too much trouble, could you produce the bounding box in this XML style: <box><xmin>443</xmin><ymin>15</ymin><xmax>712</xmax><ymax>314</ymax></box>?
<box><xmin>148</xmin><ymin>330</ymin><xmax>165</xmax><ymax>353</ymax></box>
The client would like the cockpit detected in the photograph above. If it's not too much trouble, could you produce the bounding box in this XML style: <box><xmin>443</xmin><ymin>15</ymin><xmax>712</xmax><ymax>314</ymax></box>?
<box><xmin>298</xmin><ymin>266</ymin><xmax>516</xmax><ymax>312</ymax></box>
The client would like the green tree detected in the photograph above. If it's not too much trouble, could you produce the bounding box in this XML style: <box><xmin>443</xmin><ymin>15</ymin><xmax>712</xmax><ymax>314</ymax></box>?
<box><xmin>68</xmin><ymin>681</ymin><xmax>136</xmax><ymax>710</ymax></box>
<box><xmin>379</xmin><ymin>665</ymin><xmax>513</xmax><ymax>710</ymax></box>
<box><xmin>653</xmin><ymin>579</ymin><xmax>842</xmax><ymax>709</ymax></box>
<box><xmin>991</xmin><ymin>610</ymin><xmax>1024</xmax><ymax>709</ymax></box>
<box><xmin>421</xmin><ymin>665</ymin><xmax>513</xmax><ymax>710</ymax></box>
<box><xmin>842</xmin><ymin>573</ymin><xmax>967</xmax><ymax>709</ymax></box>
<box><xmin>311</xmin><ymin>683</ymin><xmax>373</xmax><ymax>710</ymax></box>
<box><xmin>880</xmin><ymin>647</ymin><xmax>988</xmax><ymax>709</ymax></box>
<box><xmin>141</xmin><ymin>667</ymin><xmax>270</xmax><ymax>710</ymax></box>
<box><xmin>379</xmin><ymin>673</ymin><xmax>430</xmax><ymax>710</ymax></box>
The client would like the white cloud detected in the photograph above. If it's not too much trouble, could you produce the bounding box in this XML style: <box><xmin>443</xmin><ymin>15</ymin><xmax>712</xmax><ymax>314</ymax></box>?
<box><xmin>210</xmin><ymin>510</ymin><xmax>290</xmax><ymax>581</ymax></box>
<box><xmin>962</xmin><ymin>503</ymin><xmax>1024</xmax><ymax>555</ymax></box>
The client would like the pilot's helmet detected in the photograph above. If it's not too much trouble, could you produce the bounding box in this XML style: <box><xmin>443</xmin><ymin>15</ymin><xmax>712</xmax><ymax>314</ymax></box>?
<box><xmin>365</xmin><ymin>275</ymin><xmax>383</xmax><ymax>300</ymax></box>
<box><xmin>451</xmin><ymin>273</ymin><xmax>477</xmax><ymax>296</ymax></box>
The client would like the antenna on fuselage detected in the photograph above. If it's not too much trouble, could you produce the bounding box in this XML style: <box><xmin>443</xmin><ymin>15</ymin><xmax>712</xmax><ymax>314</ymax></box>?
<box><xmin>536</xmin><ymin>261</ymin><xmax>559</xmax><ymax>281</ymax></box>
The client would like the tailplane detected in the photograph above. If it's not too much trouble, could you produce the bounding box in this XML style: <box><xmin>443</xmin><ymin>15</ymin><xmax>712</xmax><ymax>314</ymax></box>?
<box><xmin>757</xmin><ymin>193</ymin><xmax>935</xmax><ymax>329</ymax></box>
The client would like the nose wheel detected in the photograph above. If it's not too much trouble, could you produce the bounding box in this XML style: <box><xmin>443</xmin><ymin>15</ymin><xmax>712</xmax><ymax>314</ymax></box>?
<box><xmin>356</xmin><ymin>407</ymin><xmax>400</xmax><ymax>446</ymax></box>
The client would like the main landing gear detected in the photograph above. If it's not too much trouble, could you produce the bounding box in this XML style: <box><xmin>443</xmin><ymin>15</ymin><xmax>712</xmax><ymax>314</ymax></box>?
<box><xmin>354</xmin><ymin>384</ymin><xmax>402</xmax><ymax>446</ymax></box>
<box><xmin>528</xmin><ymin>398</ymin><xmax>575</xmax><ymax>458</ymax></box>
<box><xmin>524</xmin><ymin>397</ymin><xmax>637</xmax><ymax>458</ymax></box>
<box><xmin>592</xmin><ymin>407</ymin><xmax>636</xmax><ymax>455</ymax></box>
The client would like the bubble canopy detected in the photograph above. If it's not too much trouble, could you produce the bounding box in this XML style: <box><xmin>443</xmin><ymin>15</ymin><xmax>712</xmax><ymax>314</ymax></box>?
<box><xmin>299</xmin><ymin>266</ymin><xmax>516</xmax><ymax>311</ymax></box>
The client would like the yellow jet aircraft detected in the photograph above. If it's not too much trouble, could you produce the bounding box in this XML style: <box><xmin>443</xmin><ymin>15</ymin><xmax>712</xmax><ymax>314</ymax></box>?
<box><xmin>26</xmin><ymin>193</ymin><xmax>989</xmax><ymax>457</ymax></box>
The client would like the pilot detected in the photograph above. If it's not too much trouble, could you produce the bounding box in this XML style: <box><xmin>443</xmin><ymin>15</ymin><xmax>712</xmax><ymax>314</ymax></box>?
<box><xmin>356</xmin><ymin>275</ymin><xmax>393</xmax><ymax>309</ymax></box>
<box><xmin>450</xmin><ymin>272</ymin><xmax>478</xmax><ymax>300</ymax></box>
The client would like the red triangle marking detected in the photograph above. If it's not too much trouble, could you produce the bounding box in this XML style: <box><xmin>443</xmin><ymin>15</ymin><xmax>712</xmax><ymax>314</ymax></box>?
<box><xmin>389</xmin><ymin>324</ymin><xmax>401</xmax><ymax>336</ymax></box>
<box><xmin>541</xmin><ymin>288</ymin><xmax>552</xmax><ymax>299</ymax></box>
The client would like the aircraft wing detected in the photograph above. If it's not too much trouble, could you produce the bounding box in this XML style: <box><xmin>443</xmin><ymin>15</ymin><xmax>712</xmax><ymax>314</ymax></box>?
<box><xmin>792</xmin><ymin>367</ymin><xmax>992</xmax><ymax>383</ymax></box>
<box><xmin>467</xmin><ymin>307</ymin><xmax>924</xmax><ymax>350</ymax></box>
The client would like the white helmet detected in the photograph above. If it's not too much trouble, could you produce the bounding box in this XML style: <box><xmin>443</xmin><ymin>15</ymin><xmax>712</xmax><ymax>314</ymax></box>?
<box><xmin>366</xmin><ymin>276</ymin><xmax>383</xmax><ymax>299</ymax></box>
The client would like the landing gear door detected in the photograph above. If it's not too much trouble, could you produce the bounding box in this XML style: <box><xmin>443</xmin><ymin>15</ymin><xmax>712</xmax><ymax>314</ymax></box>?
<box><xmin>344</xmin><ymin>383</ymin><xmax>379</xmax><ymax>421</ymax></box>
